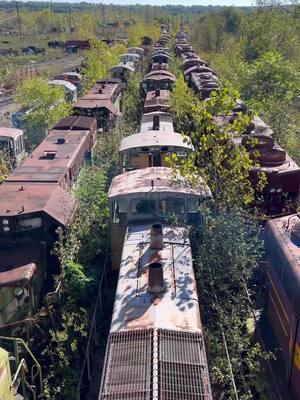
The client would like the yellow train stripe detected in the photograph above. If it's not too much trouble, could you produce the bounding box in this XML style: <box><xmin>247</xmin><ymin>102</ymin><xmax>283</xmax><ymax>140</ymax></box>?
<box><xmin>267</xmin><ymin>270</ymin><xmax>289</xmax><ymax>324</ymax></box>
<box><xmin>269</xmin><ymin>291</ymin><xmax>288</xmax><ymax>337</ymax></box>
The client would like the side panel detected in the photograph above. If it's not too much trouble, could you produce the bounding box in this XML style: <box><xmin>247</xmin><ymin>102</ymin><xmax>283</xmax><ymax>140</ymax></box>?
<box><xmin>0</xmin><ymin>348</ymin><xmax>14</xmax><ymax>400</ymax></box>
<box><xmin>110</xmin><ymin>224</ymin><xmax>126</xmax><ymax>270</ymax></box>
<box><xmin>290</xmin><ymin>322</ymin><xmax>300</xmax><ymax>400</ymax></box>
<box><xmin>266</xmin><ymin>265</ymin><xmax>296</xmax><ymax>377</ymax></box>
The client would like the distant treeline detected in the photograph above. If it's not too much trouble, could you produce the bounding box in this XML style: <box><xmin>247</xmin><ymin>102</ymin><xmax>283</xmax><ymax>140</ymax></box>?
<box><xmin>0</xmin><ymin>2</ymin><xmax>254</xmax><ymax>15</ymax></box>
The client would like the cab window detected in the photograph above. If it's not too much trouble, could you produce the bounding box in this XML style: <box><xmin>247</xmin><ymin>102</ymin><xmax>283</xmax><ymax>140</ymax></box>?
<box><xmin>130</xmin><ymin>199</ymin><xmax>155</xmax><ymax>215</ymax></box>
<box><xmin>159</xmin><ymin>198</ymin><xmax>185</xmax><ymax>217</ymax></box>
<box><xmin>112</xmin><ymin>199</ymin><xmax>128</xmax><ymax>223</ymax></box>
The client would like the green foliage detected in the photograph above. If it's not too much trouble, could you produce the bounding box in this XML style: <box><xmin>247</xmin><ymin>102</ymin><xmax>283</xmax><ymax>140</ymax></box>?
<box><xmin>172</xmin><ymin>83</ymin><xmax>263</xmax><ymax>207</ymax></box>
<box><xmin>193</xmin><ymin>207</ymin><xmax>274</xmax><ymax>399</ymax></box>
<box><xmin>17</xmin><ymin>77</ymin><xmax>71</xmax><ymax>147</ymax></box>
<box><xmin>126</xmin><ymin>21</ymin><xmax>160</xmax><ymax>47</ymax></box>
<box><xmin>170</xmin><ymin>74</ymin><xmax>198</xmax><ymax>134</ymax></box>
<box><xmin>240</xmin><ymin>8</ymin><xmax>300</xmax><ymax>61</ymax></box>
<box><xmin>0</xmin><ymin>152</ymin><xmax>10</xmax><ymax>183</ymax></box>
<box><xmin>83</xmin><ymin>39</ymin><xmax>126</xmax><ymax>89</ymax></box>
<box><xmin>121</xmin><ymin>72</ymin><xmax>143</xmax><ymax>131</ymax></box>
<box><xmin>242</xmin><ymin>51</ymin><xmax>299</xmax><ymax>104</ymax></box>
<box><xmin>41</xmin><ymin>306</ymin><xmax>89</xmax><ymax>399</ymax></box>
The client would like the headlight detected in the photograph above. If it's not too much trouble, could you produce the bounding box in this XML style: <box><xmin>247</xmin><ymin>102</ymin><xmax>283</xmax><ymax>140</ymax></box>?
<box><xmin>2</xmin><ymin>219</ymin><xmax>9</xmax><ymax>225</ymax></box>
<box><xmin>3</xmin><ymin>226</ymin><xmax>10</xmax><ymax>232</ymax></box>
<box><xmin>13</xmin><ymin>287</ymin><xmax>24</xmax><ymax>300</ymax></box>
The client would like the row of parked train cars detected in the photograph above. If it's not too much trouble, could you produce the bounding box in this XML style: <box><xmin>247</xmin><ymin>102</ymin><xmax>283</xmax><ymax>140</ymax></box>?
<box><xmin>0</xmin><ymin>35</ymin><xmax>158</xmax><ymax>398</ymax></box>
<box><xmin>174</xmin><ymin>30</ymin><xmax>300</xmax><ymax>399</ymax></box>
<box><xmin>1</xmin><ymin>24</ymin><xmax>299</xmax><ymax>399</ymax></box>
<box><xmin>98</xmin><ymin>28</ymin><xmax>213</xmax><ymax>400</ymax></box>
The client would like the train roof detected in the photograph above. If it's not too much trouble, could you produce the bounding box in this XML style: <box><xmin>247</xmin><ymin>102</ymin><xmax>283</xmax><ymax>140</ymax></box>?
<box><xmin>111</xmin><ymin>224</ymin><xmax>202</xmax><ymax>332</ymax></box>
<box><xmin>108</xmin><ymin>167</ymin><xmax>210</xmax><ymax>199</ymax></box>
<box><xmin>0</xmin><ymin>127</ymin><xmax>23</xmax><ymax>139</ymax></box>
<box><xmin>7</xmin><ymin>129</ymin><xmax>90</xmax><ymax>183</ymax></box>
<box><xmin>110</xmin><ymin>63</ymin><xmax>135</xmax><ymax>73</ymax></box>
<box><xmin>140</xmin><ymin>111</ymin><xmax>174</xmax><ymax>133</ymax></box>
<box><xmin>74</xmin><ymin>98</ymin><xmax>121</xmax><ymax>116</ymax></box>
<box><xmin>0</xmin><ymin>182</ymin><xmax>75</xmax><ymax>226</ymax></box>
<box><xmin>48</xmin><ymin>79</ymin><xmax>77</xmax><ymax>92</ymax></box>
<box><xmin>54</xmin><ymin>72</ymin><xmax>82</xmax><ymax>80</ymax></box>
<box><xmin>53</xmin><ymin>115</ymin><xmax>96</xmax><ymax>131</ymax></box>
<box><xmin>184</xmin><ymin>65</ymin><xmax>215</xmax><ymax>76</ymax></box>
<box><xmin>99</xmin><ymin>224</ymin><xmax>213</xmax><ymax>399</ymax></box>
<box><xmin>119</xmin><ymin>131</ymin><xmax>192</xmax><ymax>152</ymax></box>
<box><xmin>144</xmin><ymin>90</ymin><xmax>171</xmax><ymax>112</ymax></box>
<box><xmin>144</xmin><ymin>70</ymin><xmax>176</xmax><ymax>81</ymax></box>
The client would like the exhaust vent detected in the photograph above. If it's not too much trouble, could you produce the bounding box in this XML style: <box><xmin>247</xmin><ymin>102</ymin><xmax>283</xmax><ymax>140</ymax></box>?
<box><xmin>150</xmin><ymin>223</ymin><xmax>163</xmax><ymax>249</ymax></box>
<box><xmin>148</xmin><ymin>262</ymin><xmax>164</xmax><ymax>294</ymax></box>
<box><xmin>153</xmin><ymin>115</ymin><xmax>160</xmax><ymax>130</ymax></box>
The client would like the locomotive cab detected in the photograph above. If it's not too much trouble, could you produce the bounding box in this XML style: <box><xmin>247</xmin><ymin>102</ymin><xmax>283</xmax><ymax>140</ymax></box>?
<box><xmin>119</xmin><ymin>130</ymin><xmax>192</xmax><ymax>171</ymax></box>
<box><xmin>74</xmin><ymin>79</ymin><xmax>122</xmax><ymax>130</ymax></box>
<box><xmin>0</xmin><ymin>182</ymin><xmax>75</xmax><ymax>327</ymax></box>
<box><xmin>108</xmin><ymin>167</ymin><xmax>211</xmax><ymax>269</ymax></box>
<box><xmin>0</xmin><ymin>128</ymin><xmax>26</xmax><ymax>170</ymax></box>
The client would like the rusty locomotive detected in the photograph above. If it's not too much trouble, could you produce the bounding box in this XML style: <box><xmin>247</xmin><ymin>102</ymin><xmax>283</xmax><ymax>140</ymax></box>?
<box><xmin>174</xmin><ymin>31</ymin><xmax>300</xmax><ymax>217</ymax></box>
<box><xmin>98</xmin><ymin>28</ymin><xmax>213</xmax><ymax>400</ymax></box>
<box><xmin>175</xmin><ymin>30</ymin><xmax>300</xmax><ymax>399</ymax></box>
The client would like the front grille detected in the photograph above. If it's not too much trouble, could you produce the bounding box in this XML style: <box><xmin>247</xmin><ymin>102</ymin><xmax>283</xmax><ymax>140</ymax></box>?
<box><xmin>99</xmin><ymin>329</ymin><xmax>212</xmax><ymax>400</ymax></box>
<box><xmin>158</xmin><ymin>330</ymin><xmax>212</xmax><ymax>399</ymax></box>
<box><xmin>99</xmin><ymin>330</ymin><xmax>153</xmax><ymax>399</ymax></box>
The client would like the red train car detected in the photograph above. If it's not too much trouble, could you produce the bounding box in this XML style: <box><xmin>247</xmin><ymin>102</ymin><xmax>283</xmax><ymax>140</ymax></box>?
<box><xmin>265</xmin><ymin>214</ymin><xmax>300</xmax><ymax>399</ymax></box>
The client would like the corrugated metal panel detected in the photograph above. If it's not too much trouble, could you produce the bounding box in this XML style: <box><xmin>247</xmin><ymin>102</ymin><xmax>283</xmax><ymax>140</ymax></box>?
<box><xmin>158</xmin><ymin>329</ymin><xmax>212</xmax><ymax>400</ymax></box>
<box><xmin>99</xmin><ymin>329</ymin><xmax>212</xmax><ymax>400</ymax></box>
<box><xmin>99</xmin><ymin>330</ymin><xmax>153</xmax><ymax>399</ymax></box>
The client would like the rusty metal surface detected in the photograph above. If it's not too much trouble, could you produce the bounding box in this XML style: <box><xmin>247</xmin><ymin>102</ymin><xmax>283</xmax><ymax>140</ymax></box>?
<box><xmin>140</xmin><ymin>111</ymin><xmax>174</xmax><ymax>133</ymax></box>
<box><xmin>110</xmin><ymin>224</ymin><xmax>202</xmax><ymax>332</ymax></box>
<box><xmin>266</xmin><ymin>215</ymin><xmax>300</xmax><ymax>316</ymax></box>
<box><xmin>184</xmin><ymin>65</ymin><xmax>215</xmax><ymax>77</ymax></box>
<box><xmin>119</xmin><ymin>131</ymin><xmax>192</xmax><ymax>152</ymax></box>
<box><xmin>145</xmin><ymin>70</ymin><xmax>176</xmax><ymax>80</ymax></box>
<box><xmin>99</xmin><ymin>330</ymin><xmax>153</xmax><ymax>399</ymax></box>
<box><xmin>0</xmin><ymin>263</ymin><xmax>36</xmax><ymax>287</ymax></box>
<box><xmin>0</xmin><ymin>127</ymin><xmax>23</xmax><ymax>139</ymax></box>
<box><xmin>108</xmin><ymin>167</ymin><xmax>210</xmax><ymax>199</ymax></box>
<box><xmin>53</xmin><ymin>116</ymin><xmax>96</xmax><ymax>132</ymax></box>
<box><xmin>99</xmin><ymin>224</ymin><xmax>212</xmax><ymax>399</ymax></box>
<box><xmin>0</xmin><ymin>182</ymin><xmax>75</xmax><ymax>226</ymax></box>
<box><xmin>144</xmin><ymin>90</ymin><xmax>171</xmax><ymax>113</ymax></box>
<box><xmin>7</xmin><ymin>129</ymin><xmax>91</xmax><ymax>184</ymax></box>
<box><xmin>74</xmin><ymin>99</ymin><xmax>121</xmax><ymax>116</ymax></box>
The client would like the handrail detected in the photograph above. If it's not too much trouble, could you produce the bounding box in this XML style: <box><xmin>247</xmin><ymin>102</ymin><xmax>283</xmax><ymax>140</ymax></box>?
<box><xmin>0</xmin><ymin>336</ymin><xmax>43</xmax><ymax>394</ymax></box>
<box><xmin>11</xmin><ymin>358</ymin><xmax>27</xmax><ymax>388</ymax></box>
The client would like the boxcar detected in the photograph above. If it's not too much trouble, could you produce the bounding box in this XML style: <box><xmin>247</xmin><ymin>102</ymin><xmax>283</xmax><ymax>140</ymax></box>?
<box><xmin>265</xmin><ymin>215</ymin><xmax>300</xmax><ymax>399</ymax></box>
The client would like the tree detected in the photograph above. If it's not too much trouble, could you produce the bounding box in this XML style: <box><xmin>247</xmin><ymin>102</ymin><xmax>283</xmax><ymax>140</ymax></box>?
<box><xmin>126</xmin><ymin>21</ymin><xmax>160</xmax><ymax>47</ymax></box>
<box><xmin>170</xmin><ymin>74</ymin><xmax>198</xmax><ymax>134</ymax></box>
<box><xmin>83</xmin><ymin>39</ymin><xmax>126</xmax><ymax>89</ymax></box>
<box><xmin>171</xmin><ymin>83</ymin><xmax>263</xmax><ymax>207</ymax></box>
<box><xmin>17</xmin><ymin>77</ymin><xmax>71</xmax><ymax>147</ymax></box>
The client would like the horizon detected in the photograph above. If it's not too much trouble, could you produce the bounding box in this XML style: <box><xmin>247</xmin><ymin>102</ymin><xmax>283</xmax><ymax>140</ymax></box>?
<box><xmin>14</xmin><ymin>0</ymin><xmax>255</xmax><ymax>7</ymax></box>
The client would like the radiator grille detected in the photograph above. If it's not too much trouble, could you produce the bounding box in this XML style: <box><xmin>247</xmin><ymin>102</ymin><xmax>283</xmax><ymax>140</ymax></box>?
<box><xmin>158</xmin><ymin>330</ymin><xmax>212</xmax><ymax>400</ymax></box>
<box><xmin>99</xmin><ymin>329</ymin><xmax>212</xmax><ymax>400</ymax></box>
<box><xmin>99</xmin><ymin>330</ymin><xmax>153</xmax><ymax>399</ymax></box>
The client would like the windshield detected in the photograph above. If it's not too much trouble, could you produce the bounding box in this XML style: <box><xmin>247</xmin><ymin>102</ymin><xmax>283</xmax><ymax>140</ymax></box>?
<box><xmin>159</xmin><ymin>198</ymin><xmax>185</xmax><ymax>217</ymax></box>
<box><xmin>131</xmin><ymin>199</ymin><xmax>156</xmax><ymax>215</ymax></box>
